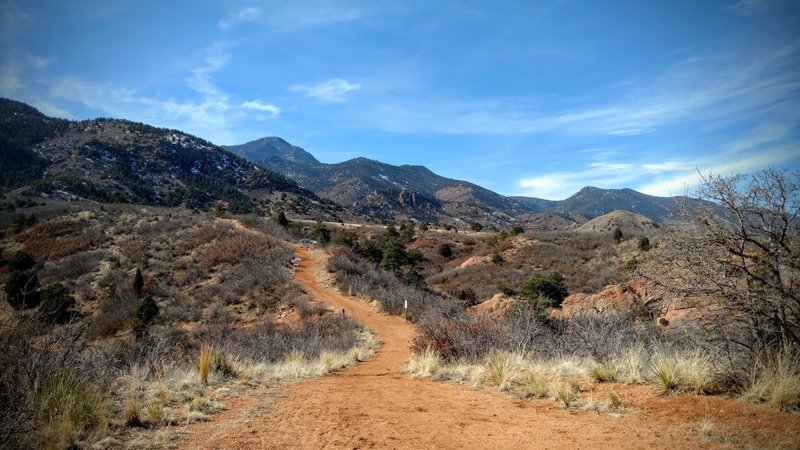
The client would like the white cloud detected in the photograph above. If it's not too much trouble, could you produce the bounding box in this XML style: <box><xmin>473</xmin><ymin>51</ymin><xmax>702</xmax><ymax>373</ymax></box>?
<box><xmin>291</xmin><ymin>78</ymin><xmax>360</xmax><ymax>103</ymax></box>
<box><xmin>641</xmin><ymin>160</ymin><xmax>695</xmax><ymax>173</ymax></box>
<box><xmin>218</xmin><ymin>7</ymin><xmax>262</xmax><ymax>31</ymax></box>
<box><xmin>589</xmin><ymin>162</ymin><xmax>635</xmax><ymax>170</ymax></box>
<box><xmin>30</xmin><ymin>100</ymin><xmax>72</xmax><ymax>118</ymax></box>
<box><xmin>0</xmin><ymin>64</ymin><xmax>23</xmax><ymax>94</ymax></box>
<box><xmin>240</xmin><ymin>100</ymin><xmax>280</xmax><ymax>116</ymax></box>
<box><xmin>517</xmin><ymin>165</ymin><xmax>641</xmax><ymax>200</ymax></box>
<box><xmin>47</xmin><ymin>43</ymin><xmax>247</xmax><ymax>144</ymax></box>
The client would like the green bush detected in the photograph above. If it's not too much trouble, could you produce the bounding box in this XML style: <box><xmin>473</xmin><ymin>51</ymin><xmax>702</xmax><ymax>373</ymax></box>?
<box><xmin>520</xmin><ymin>272</ymin><xmax>568</xmax><ymax>308</ymax></box>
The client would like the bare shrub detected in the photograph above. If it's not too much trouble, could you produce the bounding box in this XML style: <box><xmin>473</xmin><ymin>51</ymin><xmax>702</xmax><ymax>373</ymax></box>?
<box><xmin>411</xmin><ymin>313</ymin><xmax>512</xmax><ymax>360</ymax></box>
<box><xmin>327</xmin><ymin>250</ymin><xmax>461</xmax><ymax>321</ymax></box>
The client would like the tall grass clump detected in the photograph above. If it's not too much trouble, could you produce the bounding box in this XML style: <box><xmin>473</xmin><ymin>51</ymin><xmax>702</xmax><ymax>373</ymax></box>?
<box><xmin>405</xmin><ymin>347</ymin><xmax>442</xmax><ymax>377</ymax></box>
<box><xmin>744</xmin><ymin>347</ymin><xmax>800</xmax><ymax>411</ymax></box>
<box><xmin>588</xmin><ymin>360</ymin><xmax>618</xmax><ymax>383</ymax></box>
<box><xmin>614</xmin><ymin>344</ymin><xmax>649</xmax><ymax>384</ymax></box>
<box><xmin>39</xmin><ymin>371</ymin><xmax>106</xmax><ymax>449</ymax></box>
<box><xmin>650</xmin><ymin>354</ymin><xmax>681</xmax><ymax>394</ymax></box>
<box><xmin>676</xmin><ymin>350</ymin><xmax>716</xmax><ymax>394</ymax></box>
<box><xmin>520</xmin><ymin>369</ymin><xmax>551</xmax><ymax>399</ymax></box>
<box><xmin>553</xmin><ymin>381</ymin><xmax>579</xmax><ymax>408</ymax></box>
<box><xmin>482</xmin><ymin>350</ymin><xmax>523</xmax><ymax>390</ymax></box>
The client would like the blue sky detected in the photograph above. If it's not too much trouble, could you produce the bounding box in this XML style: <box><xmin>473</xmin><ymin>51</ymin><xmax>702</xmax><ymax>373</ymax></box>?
<box><xmin>2</xmin><ymin>0</ymin><xmax>798</xmax><ymax>199</ymax></box>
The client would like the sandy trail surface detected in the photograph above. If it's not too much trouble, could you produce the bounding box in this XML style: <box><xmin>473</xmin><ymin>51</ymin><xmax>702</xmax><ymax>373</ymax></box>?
<box><xmin>178</xmin><ymin>246</ymin><xmax>799</xmax><ymax>449</ymax></box>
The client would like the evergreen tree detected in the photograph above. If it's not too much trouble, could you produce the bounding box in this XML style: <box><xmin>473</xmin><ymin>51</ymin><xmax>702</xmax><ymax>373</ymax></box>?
<box><xmin>520</xmin><ymin>272</ymin><xmax>569</xmax><ymax>309</ymax></box>
<box><xmin>613</xmin><ymin>226</ymin><xmax>623</xmax><ymax>244</ymax></box>
<box><xmin>134</xmin><ymin>294</ymin><xmax>159</xmax><ymax>338</ymax></box>
<box><xmin>133</xmin><ymin>267</ymin><xmax>144</xmax><ymax>297</ymax></box>
<box><xmin>274</xmin><ymin>211</ymin><xmax>289</xmax><ymax>227</ymax></box>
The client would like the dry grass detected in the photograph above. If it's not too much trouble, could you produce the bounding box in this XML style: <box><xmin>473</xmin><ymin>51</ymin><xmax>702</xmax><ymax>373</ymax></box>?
<box><xmin>520</xmin><ymin>370</ymin><xmax>551</xmax><ymax>399</ymax></box>
<box><xmin>199</xmin><ymin>343</ymin><xmax>210</xmax><ymax>385</ymax></box>
<box><xmin>579</xmin><ymin>392</ymin><xmax>625</xmax><ymax>414</ymax></box>
<box><xmin>553</xmin><ymin>381</ymin><xmax>579</xmax><ymax>408</ymax></box>
<box><xmin>588</xmin><ymin>361</ymin><xmax>618</xmax><ymax>383</ymax></box>
<box><xmin>405</xmin><ymin>347</ymin><xmax>443</xmax><ymax>377</ymax></box>
<box><xmin>482</xmin><ymin>350</ymin><xmax>524</xmax><ymax>390</ymax></box>
<box><xmin>743</xmin><ymin>347</ymin><xmax>800</xmax><ymax>411</ymax></box>
<box><xmin>613</xmin><ymin>344</ymin><xmax>649</xmax><ymax>384</ymax></box>
<box><xmin>650</xmin><ymin>354</ymin><xmax>681</xmax><ymax>394</ymax></box>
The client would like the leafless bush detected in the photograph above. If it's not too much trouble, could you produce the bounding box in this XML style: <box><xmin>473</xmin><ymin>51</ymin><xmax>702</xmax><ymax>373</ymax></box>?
<box><xmin>236</xmin><ymin>215</ymin><xmax>292</xmax><ymax>241</ymax></box>
<box><xmin>210</xmin><ymin>315</ymin><xmax>363</xmax><ymax>363</ymax></box>
<box><xmin>38</xmin><ymin>249</ymin><xmax>108</xmax><ymax>284</ymax></box>
<box><xmin>411</xmin><ymin>313</ymin><xmax>512</xmax><ymax>360</ymax></box>
<box><xmin>326</xmin><ymin>251</ymin><xmax>461</xmax><ymax>321</ymax></box>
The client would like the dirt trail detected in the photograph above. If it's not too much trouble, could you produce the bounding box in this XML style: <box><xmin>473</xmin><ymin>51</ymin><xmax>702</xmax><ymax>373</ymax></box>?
<box><xmin>179</xmin><ymin>246</ymin><xmax>799</xmax><ymax>449</ymax></box>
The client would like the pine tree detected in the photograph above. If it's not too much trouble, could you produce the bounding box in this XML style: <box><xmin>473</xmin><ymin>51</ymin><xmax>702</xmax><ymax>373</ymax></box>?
<box><xmin>133</xmin><ymin>267</ymin><xmax>144</xmax><ymax>297</ymax></box>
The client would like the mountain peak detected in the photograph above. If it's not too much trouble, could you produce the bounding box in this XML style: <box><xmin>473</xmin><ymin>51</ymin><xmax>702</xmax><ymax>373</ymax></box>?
<box><xmin>224</xmin><ymin>137</ymin><xmax>319</xmax><ymax>164</ymax></box>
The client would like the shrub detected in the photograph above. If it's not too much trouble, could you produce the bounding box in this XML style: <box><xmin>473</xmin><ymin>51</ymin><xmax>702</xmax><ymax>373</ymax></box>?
<box><xmin>519</xmin><ymin>272</ymin><xmax>568</xmax><ymax>308</ymax></box>
<box><xmin>38</xmin><ymin>283</ymin><xmax>76</xmax><ymax>324</ymax></box>
<box><xmin>637</xmin><ymin>236</ymin><xmax>651</xmax><ymax>251</ymax></box>
<box><xmin>8</xmin><ymin>250</ymin><xmax>36</xmax><ymax>272</ymax></box>
<box><xmin>411</xmin><ymin>313</ymin><xmax>511</xmax><ymax>360</ymax></box>
<box><xmin>438</xmin><ymin>243</ymin><xmax>453</xmax><ymax>258</ymax></box>
<box><xmin>133</xmin><ymin>295</ymin><xmax>159</xmax><ymax>337</ymax></box>
<box><xmin>5</xmin><ymin>269</ymin><xmax>40</xmax><ymax>309</ymax></box>
<box><xmin>613</xmin><ymin>226</ymin><xmax>623</xmax><ymax>244</ymax></box>
<box><xmin>309</xmin><ymin>221</ymin><xmax>330</xmax><ymax>245</ymax></box>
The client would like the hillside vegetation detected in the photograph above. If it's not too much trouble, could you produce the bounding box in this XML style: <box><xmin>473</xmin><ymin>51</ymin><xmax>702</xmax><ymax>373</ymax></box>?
<box><xmin>0</xmin><ymin>203</ymin><xmax>376</xmax><ymax>449</ymax></box>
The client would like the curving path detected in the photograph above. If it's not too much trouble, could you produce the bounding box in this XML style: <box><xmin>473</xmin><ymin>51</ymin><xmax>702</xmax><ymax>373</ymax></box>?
<box><xmin>178</xmin><ymin>246</ymin><xmax>799</xmax><ymax>449</ymax></box>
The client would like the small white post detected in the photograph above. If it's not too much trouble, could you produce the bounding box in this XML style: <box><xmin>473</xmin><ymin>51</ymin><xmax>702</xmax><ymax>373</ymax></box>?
<box><xmin>404</xmin><ymin>299</ymin><xmax>408</xmax><ymax>320</ymax></box>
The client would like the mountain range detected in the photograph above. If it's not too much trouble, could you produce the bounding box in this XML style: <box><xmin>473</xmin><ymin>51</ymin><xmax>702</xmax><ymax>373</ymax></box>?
<box><xmin>225</xmin><ymin>136</ymin><xmax>695</xmax><ymax>226</ymax></box>
<box><xmin>2</xmin><ymin>98</ymin><xmax>698</xmax><ymax>228</ymax></box>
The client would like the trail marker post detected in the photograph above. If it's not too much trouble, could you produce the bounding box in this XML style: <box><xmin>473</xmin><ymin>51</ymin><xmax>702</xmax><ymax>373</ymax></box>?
<box><xmin>404</xmin><ymin>299</ymin><xmax>408</xmax><ymax>320</ymax></box>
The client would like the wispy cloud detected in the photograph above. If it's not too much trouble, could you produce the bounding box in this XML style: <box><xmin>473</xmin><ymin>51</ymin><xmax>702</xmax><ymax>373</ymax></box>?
<box><xmin>240</xmin><ymin>99</ymin><xmax>280</xmax><ymax>116</ymax></box>
<box><xmin>0</xmin><ymin>64</ymin><xmax>22</xmax><ymax>94</ymax></box>
<box><xmin>1</xmin><ymin>0</ymin><xmax>31</xmax><ymax>42</ymax></box>
<box><xmin>272</xmin><ymin>4</ymin><xmax>362</xmax><ymax>31</ymax></box>
<box><xmin>517</xmin><ymin>162</ymin><xmax>641</xmax><ymax>200</ymax></box>
<box><xmin>291</xmin><ymin>78</ymin><xmax>360</xmax><ymax>103</ymax></box>
<box><xmin>47</xmin><ymin>43</ymin><xmax>281</xmax><ymax>144</ymax></box>
<box><xmin>218</xmin><ymin>6</ymin><xmax>262</xmax><ymax>31</ymax></box>
<box><xmin>726</xmin><ymin>0</ymin><xmax>774</xmax><ymax>16</ymax></box>
<box><xmin>357</xmin><ymin>39</ymin><xmax>800</xmax><ymax>138</ymax></box>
